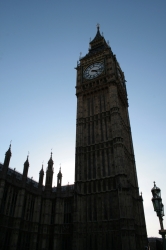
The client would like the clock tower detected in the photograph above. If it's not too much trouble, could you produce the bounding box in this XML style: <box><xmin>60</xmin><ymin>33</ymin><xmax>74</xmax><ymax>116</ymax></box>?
<box><xmin>74</xmin><ymin>25</ymin><xmax>147</xmax><ymax>250</ymax></box>
<box><xmin>0</xmin><ymin>25</ymin><xmax>148</xmax><ymax>250</ymax></box>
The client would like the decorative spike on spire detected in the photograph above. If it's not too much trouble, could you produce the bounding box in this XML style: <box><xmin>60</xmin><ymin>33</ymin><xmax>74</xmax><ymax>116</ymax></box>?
<box><xmin>57</xmin><ymin>165</ymin><xmax>62</xmax><ymax>188</ymax></box>
<box><xmin>23</xmin><ymin>153</ymin><xmax>29</xmax><ymax>180</ymax></box>
<box><xmin>58</xmin><ymin>165</ymin><xmax>62</xmax><ymax>177</ymax></box>
<box><xmin>6</xmin><ymin>143</ymin><xmax>12</xmax><ymax>155</ymax></box>
<box><xmin>96</xmin><ymin>23</ymin><xmax>100</xmax><ymax>31</ymax></box>
<box><xmin>3</xmin><ymin>143</ymin><xmax>12</xmax><ymax>171</ymax></box>
<box><xmin>24</xmin><ymin>154</ymin><xmax>29</xmax><ymax>167</ymax></box>
<box><xmin>40</xmin><ymin>162</ymin><xmax>44</xmax><ymax>173</ymax></box>
<box><xmin>39</xmin><ymin>162</ymin><xmax>44</xmax><ymax>186</ymax></box>
<box><xmin>81</xmin><ymin>24</ymin><xmax>110</xmax><ymax>60</ymax></box>
<box><xmin>50</xmin><ymin>148</ymin><xmax>54</xmax><ymax>160</ymax></box>
<box><xmin>48</xmin><ymin>151</ymin><xmax>54</xmax><ymax>166</ymax></box>
<box><xmin>89</xmin><ymin>24</ymin><xmax>105</xmax><ymax>46</ymax></box>
<box><xmin>57</xmin><ymin>164</ymin><xmax>62</xmax><ymax>182</ymax></box>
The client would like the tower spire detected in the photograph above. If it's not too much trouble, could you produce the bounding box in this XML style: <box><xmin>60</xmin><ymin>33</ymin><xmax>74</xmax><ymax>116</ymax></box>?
<box><xmin>45</xmin><ymin>151</ymin><xmax>54</xmax><ymax>191</ymax></box>
<box><xmin>2</xmin><ymin>144</ymin><xmax>12</xmax><ymax>177</ymax></box>
<box><xmin>74</xmin><ymin>27</ymin><xmax>148</xmax><ymax>248</ymax></box>
<box><xmin>48</xmin><ymin>151</ymin><xmax>53</xmax><ymax>168</ymax></box>
<box><xmin>57</xmin><ymin>165</ymin><xmax>62</xmax><ymax>189</ymax></box>
<box><xmin>81</xmin><ymin>24</ymin><xmax>109</xmax><ymax>60</ymax></box>
<box><xmin>23</xmin><ymin>154</ymin><xmax>29</xmax><ymax>181</ymax></box>
<box><xmin>39</xmin><ymin>163</ymin><xmax>44</xmax><ymax>188</ymax></box>
<box><xmin>90</xmin><ymin>24</ymin><xmax>103</xmax><ymax>44</ymax></box>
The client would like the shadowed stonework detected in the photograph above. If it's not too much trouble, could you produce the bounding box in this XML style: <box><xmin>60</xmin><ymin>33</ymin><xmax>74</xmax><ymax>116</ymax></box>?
<box><xmin>0</xmin><ymin>27</ymin><xmax>148</xmax><ymax>250</ymax></box>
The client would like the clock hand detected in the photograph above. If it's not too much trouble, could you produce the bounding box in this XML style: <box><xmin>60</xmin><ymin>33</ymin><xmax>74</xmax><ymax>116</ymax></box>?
<box><xmin>91</xmin><ymin>70</ymin><xmax>98</xmax><ymax>72</ymax></box>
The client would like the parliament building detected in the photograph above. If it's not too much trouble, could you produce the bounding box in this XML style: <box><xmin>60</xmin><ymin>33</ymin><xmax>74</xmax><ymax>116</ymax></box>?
<box><xmin>0</xmin><ymin>26</ymin><xmax>148</xmax><ymax>249</ymax></box>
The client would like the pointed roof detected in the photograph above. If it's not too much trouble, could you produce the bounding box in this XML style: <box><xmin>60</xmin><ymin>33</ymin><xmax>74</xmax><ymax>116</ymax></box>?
<box><xmin>82</xmin><ymin>25</ymin><xmax>110</xmax><ymax>60</ymax></box>
<box><xmin>24</xmin><ymin>155</ymin><xmax>29</xmax><ymax>167</ymax></box>
<box><xmin>40</xmin><ymin>164</ymin><xmax>44</xmax><ymax>174</ymax></box>
<box><xmin>57</xmin><ymin>167</ymin><xmax>62</xmax><ymax>177</ymax></box>
<box><xmin>5</xmin><ymin>144</ymin><xmax>12</xmax><ymax>157</ymax></box>
<box><xmin>90</xmin><ymin>24</ymin><xmax>104</xmax><ymax>46</ymax></box>
<box><xmin>48</xmin><ymin>152</ymin><xmax>54</xmax><ymax>166</ymax></box>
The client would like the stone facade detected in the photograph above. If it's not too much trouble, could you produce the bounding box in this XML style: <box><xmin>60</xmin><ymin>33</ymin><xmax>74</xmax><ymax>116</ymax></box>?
<box><xmin>0</xmin><ymin>151</ymin><xmax>74</xmax><ymax>250</ymax></box>
<box><xmin>0</xmin><ymin>27</ymin><xmax>148</xmax><ymax>249</ymax></box>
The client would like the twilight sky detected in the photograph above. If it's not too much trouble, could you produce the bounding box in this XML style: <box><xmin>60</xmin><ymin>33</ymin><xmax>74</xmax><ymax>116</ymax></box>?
<box><xmin>0</xmin><ymin>0</ymin><xmax>166</xmax><ymax>238</ymax></box>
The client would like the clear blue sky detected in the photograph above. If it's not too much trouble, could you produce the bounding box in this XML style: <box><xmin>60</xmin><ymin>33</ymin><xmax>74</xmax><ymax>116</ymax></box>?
<box><xmin>0</xmin><ymin>0</ymin><xmax>166</xmax><ymax>237</ymax></box>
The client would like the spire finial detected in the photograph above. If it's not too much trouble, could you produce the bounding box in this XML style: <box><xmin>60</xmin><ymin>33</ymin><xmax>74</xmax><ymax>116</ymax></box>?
<box><xmin>27</xmin><ymin>151</ymin><xmax>29</xmax><ymax>160</ymax></box>
<box><xmin>96</xmin><ymin>23</ymin><xmax>100</xmax><ymax>31</ymax></box>
<box><xmin>24</xmin><ymin>152</ymin><xmax>29</xmax><ymax>167</ymax></box>
<box><xmin>51</xmin><ymin>149</ymin><xmax>53</xmax><ymax>158</ymax></box>
<box><xmin>10</xmin><ymin>140</ymin><xmax>12</xmax><ymax>148</ymax></box>
<box><xmin>154</xmin><ymin>181</ymin><xmax>156</xmax><ymax>187</ymax></box>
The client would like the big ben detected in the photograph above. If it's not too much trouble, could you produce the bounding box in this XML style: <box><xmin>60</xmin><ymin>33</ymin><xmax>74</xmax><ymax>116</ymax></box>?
<box><xmin>0</xmin><ymin>26</ymin><xmax>147</xmax><ymax>250</ymax></box>
<box><xmin>73</xmin><ymin>25</ymin><xmax>147</xmax><ymax>250</ymax></box>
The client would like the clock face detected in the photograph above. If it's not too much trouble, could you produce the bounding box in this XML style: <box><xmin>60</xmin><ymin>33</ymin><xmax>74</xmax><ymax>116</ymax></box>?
<box><xmin>83</xmin><ymin>62</ymin><xmax>104</xmax><ymax>80</ymax></box>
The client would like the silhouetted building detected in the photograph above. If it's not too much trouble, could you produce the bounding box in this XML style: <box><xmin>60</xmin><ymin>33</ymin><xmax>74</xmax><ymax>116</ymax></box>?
<box><xmin>148</xmin><ymin>237</ymin><xmax>162</xmax><ymax>250</ymax></box>
<box><xmin>0</xmin><ymin>26</ymin><xmax>147</xmax><ymax>250</ymax></box>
